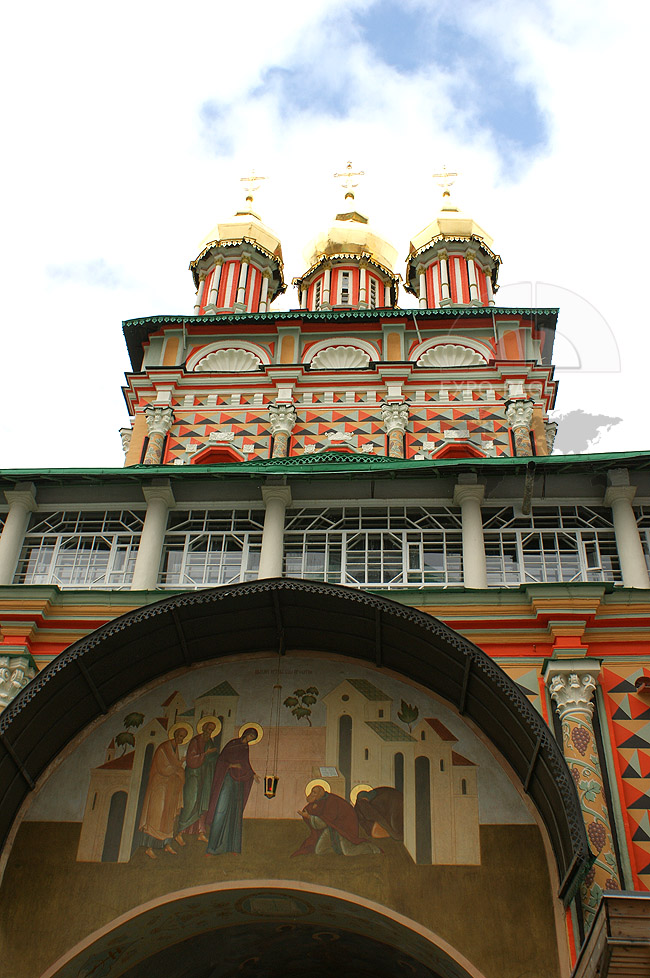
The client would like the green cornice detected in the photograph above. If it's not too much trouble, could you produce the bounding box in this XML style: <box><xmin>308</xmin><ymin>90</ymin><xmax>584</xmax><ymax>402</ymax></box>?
<box><xmin>2</xmin><ymin>450</ymin><xmax>650</xmax><ymax>489</ymax></box>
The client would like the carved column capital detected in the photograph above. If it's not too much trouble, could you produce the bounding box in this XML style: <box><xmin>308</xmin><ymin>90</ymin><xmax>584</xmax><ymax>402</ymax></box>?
<box><xmin>119</xmin><ymin>427</ymin><xmax>132</xmax><ymax>455</ymax></box>
<box><xmin>268</xmin><ymin>402</ymin><xmax>297</xmax><ymax>436</ymax></box>
<box><xmin>144</xmin><ymin>404</ymin><xmax>175</xmax><ymax>438</ymax></box>
<box><xmin>381</xmin><ymin>401</ymin><xmax>409</xmax><ymax>435</ymax></box>
<box><xmin>0</xmin><ymin>654</ymin><xmax>36</xmax><ymax>711</ymax></box>
<box><xmin>545</xmin><ymin>660</ymin><xmax>599</xmax><ymax>720</ymax></box>
<box><xmin>504</xmin><ymin>398</ymin><xmax>534</xmax><ymax>430</ymax></box>
<box><xmin>544</xmin><ymin>421</ymin><xmax>558</xmax><ymax>454</ymax></box>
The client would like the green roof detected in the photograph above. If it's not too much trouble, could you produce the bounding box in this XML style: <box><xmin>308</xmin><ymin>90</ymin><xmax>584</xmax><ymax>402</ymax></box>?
<box><xmin>365</xmin><ymin>721</ymin><xmax>415</xmax><ymax>742</ymax></box>
<box><xmin>198</xmin><ymin>681</ymin><xmax>238</xmax><ymax>698</ymax></box>
<box><xmin>3</xmin><ymin>451</ymin><xmax>650</xmax><ymax>488</ymax></box>
<box><xmin>347</xmin><ymin>678</ymin><xmax>390</xmax><ymax>700</ymax></box>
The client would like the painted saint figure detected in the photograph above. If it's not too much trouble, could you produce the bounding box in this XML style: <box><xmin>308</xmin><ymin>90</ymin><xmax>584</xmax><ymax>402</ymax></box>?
<box><xmin>292</xmin><ymin>784</ymin><xmax>382</xmax><ymax>856</ymax></box>
<box><xmin>174</xmin><ymin>717</ymin><xmax>220</xmax><ymax>846</ymax></box>
<box><xmin>138</xmin><ymin>724</ymin><xmax>189</xmax><ymax>859</ymax></box>
<box><xmin>205</xmin><ymin>726</ymin><xmax>261</xmax><ymax>855</ymax></box>
<box><xmin>354</xmin><ymin>787</ymin><xmax>404</xmax><ymax>841</ymax></box>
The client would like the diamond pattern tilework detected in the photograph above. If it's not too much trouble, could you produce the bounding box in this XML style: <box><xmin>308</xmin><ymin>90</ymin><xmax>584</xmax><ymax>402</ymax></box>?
<box><xmin>601</xmin><ymin>664</ymin><xmax>650</xmax><ymax>889</ymax></box>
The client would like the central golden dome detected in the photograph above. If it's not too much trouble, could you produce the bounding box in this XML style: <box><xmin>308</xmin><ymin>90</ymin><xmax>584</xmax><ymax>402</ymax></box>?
<box><xmin>302</xmin><ymin>209</ymin><xmax>398</xmax><ymax>276</ymax></box>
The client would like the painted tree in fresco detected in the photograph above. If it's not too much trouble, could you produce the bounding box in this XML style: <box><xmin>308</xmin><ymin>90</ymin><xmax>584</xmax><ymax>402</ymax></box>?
<box><xmin>115</xmin><ymin>731</ymin><xmax>136</xmax><ymax>754</ymax></box>
<box><xmin>397</xmin><ymin>699</ymin><xmax>419</xmax><ymax>732</ymax></box>
<box><xmin>283</xmin><ymin>686</ymin><xmax>320</xmax><ymax>726</ymax></box>
<box><xmin>124</xmin><ymin>711</ymin><xmax>145</xmax><ymax>730</ymax></box>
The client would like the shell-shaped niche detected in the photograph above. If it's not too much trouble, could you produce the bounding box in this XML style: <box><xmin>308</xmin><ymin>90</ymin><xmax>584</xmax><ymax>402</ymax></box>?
<box><xmin>416</xmin><ymin>344</ymin><xmax>487</xmax><ymax>368</ymax></box>
<box><xmin>194</xmin><ymin>348</ymin><xmax>262</xmax><ymax>372</ymax></box>
<box><xmin>310</xmin><ymin>346</ymin><xmax>371</xmax><ymax>370</ymax></box>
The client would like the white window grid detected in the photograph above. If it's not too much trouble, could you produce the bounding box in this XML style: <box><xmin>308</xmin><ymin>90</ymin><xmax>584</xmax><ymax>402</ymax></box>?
<box><xmin>159</xmin><ymin>509</ymin><xmax>264</xmax><ymax>588</ymax></box>
<box><xmin>14</xmin><ymin>510</ymin><xmax>145</xmax><ymax>588</ymax></box>
<box><xmin>283</xmin><ymin>506</ymin><xmax>463</xmax><ymax>587</ymax></box>
<box><xmin>369</xmin><ymin>278</ymin><xmax>378</xmax><ymax>308</ymax></box>
<box><xmin>482</xmin><ymin>506</ymin><xmax>622</xmax><ymax>585</ymax></box>
<box><xmin>314</xmin><ymin>280</ymin><xmax>322</xmax><ymax>310</ymax></box>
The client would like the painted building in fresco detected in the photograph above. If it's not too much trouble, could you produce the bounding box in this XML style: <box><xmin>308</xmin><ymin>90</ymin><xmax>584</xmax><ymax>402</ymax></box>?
<box><xmin>0</xmin><ymin>170</ymin><xmax>649</xmax><ymax>978</ymax></box>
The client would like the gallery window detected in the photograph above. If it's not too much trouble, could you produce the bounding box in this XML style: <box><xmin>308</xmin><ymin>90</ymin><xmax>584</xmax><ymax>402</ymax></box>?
<box><xmin>159</xmin><ymin>509</ymin><xmax>264</xmax><ymax>587</ymax></box>
<box><xmin>14</xmin><ymin>510</ymin><xmax>145</xmax><ymax>588</ymax></box>
<box><xmin>283</xmin><ymin>505</ymin><xmax>463</xmax><ymax>587</ymax></box>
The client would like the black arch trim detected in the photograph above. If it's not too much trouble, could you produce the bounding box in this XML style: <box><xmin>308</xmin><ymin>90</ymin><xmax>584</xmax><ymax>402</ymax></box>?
<box><xmin>0</xmin><ymin>579</ymin><xmax>589</xmax><ymax>899</ymax></box>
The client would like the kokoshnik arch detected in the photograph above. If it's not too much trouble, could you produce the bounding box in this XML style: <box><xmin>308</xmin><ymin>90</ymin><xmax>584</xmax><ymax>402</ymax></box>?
<box><xmin>2</xmin><ymin>170</ymin><xmax>650</xmax><ymax>978</ymax></box>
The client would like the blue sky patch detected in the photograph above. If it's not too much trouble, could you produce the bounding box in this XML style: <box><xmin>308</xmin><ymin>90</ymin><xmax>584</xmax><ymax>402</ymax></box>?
<box><xmin>353</xmin><ymin>0</ymin><xmax>548</xmax><ymax>161</ymax></box>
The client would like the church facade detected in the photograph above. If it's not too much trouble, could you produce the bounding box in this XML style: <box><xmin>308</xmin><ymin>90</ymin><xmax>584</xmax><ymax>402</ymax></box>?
<box><xmin>0</xmin><ymin>173</ymin><xmax>649</xmax><ymax>978</ymax></box>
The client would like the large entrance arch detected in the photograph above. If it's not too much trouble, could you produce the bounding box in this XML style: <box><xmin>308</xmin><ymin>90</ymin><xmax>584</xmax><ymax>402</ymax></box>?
<box><xmin>0</xmin><ymin>580</ymin><xmax>586</xmax><ymax>978</ymax></box>
<box><xmin>42</xmin><ymin>883</ymin><xmax>489</xmax><ymax>978</ymax></box>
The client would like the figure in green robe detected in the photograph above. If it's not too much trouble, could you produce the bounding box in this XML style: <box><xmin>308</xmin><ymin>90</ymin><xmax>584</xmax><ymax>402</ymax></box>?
<box><xmin>174</xmin><ymin>718</ymin><xmax>219</xmax><ymax>845</ymax></box>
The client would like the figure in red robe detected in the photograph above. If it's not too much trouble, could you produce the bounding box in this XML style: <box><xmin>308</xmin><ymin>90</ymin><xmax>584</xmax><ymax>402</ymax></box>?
<box><xmin>205</xmin><ymin>728</ymin><xmax>260</xmax><ymax>854</ymax></box>
<box><xmin>292</xmin><ymin>784</ymin><xmax>382</xmax><ymax>856</ymax></box>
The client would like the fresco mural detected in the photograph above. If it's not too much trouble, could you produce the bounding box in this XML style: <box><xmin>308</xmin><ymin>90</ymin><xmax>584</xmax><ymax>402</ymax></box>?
<box><xmin>1</xmin><ymin>656</ymin><xmax>561</xmax><ymax>978</ymax></box>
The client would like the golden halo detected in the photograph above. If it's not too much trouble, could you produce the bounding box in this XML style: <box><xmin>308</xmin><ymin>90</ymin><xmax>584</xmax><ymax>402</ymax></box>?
<box><xmin>239</xmin><ymin>721</ymin><xmax>264</xmax><ymax>745</ymax></box>
<box><xmin>305</xmin><ymin>778</ymin><xmax>330</xmax><ymax>797</ymax></box>
<box><xmin>349</xmin><ymin>783</ymin><xmax>373</xmax><ymax>804</ymax></box>
<box><xmin>168</xmin><ymin>721</ymin><xmax>193</xmax><ymax>745</ymax></box>
<box><xmin>197</xmin><ymin>715</ymin><xmax>222</xmax><ymax>735</ymax></box>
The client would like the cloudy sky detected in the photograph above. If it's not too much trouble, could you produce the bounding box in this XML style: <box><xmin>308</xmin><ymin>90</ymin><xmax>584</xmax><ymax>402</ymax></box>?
<box><xmin>1</xmin><ymin>0</ymin><xmax>647</xmax><ymax>467</ymax></box>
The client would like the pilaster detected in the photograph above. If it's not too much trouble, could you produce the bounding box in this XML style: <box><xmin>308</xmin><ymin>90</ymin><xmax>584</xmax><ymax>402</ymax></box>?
<box><xmin>545</xmin><ymin>659</ymin><xmax>621</xmax><ymax>927</ymax></box>
<box><xmin>268</xmin><ymin>403</ymin><xmax>297</xmax><ymax>458</ymax></box>
<box><xmin>505</xmin><ymin>398</ymin><xmax>534</xmax><ymax>457</ymax></box>
<box><xmin>381</xmin><ymin>402</ymin><xmax>409</xmax><ymax>459</ymax></box>
<box><xmin>143</xmin><ymin>405</ymin><xmax>174</xmax><ymax>465</ymax></box>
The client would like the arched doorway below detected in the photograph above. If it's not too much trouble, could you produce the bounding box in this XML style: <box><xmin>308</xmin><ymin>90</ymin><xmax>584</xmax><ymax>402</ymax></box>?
<box><xmin>43</xmin><ymin>884</ymin><xmax>488</xmax><ymax>978</ymax></box>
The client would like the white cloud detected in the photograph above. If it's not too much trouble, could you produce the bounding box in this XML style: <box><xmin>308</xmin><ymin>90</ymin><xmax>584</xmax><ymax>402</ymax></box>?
<box><xmin>1</xmin><ymin>0</ymin><xmax>648</xmax><ymax>467</ymax></box>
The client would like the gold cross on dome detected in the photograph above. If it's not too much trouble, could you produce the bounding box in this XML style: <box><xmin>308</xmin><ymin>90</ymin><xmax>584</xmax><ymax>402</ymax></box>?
<box><xmin>334</xmin><ymin>161</ymin><xmax>365</xmax><ymax>201</ymax></box>
<box><xmin>240</xmin><ymin>169</ymin><xmax>268</xmax><ymax>207</ymax></box>
<box><xmin>432</xmin><ymin>165</ymin><xmax>458</xmax><ymax>198</ymax></box>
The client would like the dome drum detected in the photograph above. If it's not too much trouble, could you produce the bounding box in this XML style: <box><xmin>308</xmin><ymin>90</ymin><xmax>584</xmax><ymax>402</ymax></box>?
<box><xmin>405</xmin><ymin>238</ymin><xmax>499</xmax><ymax>309</ymax></box>
<box><xmin>294</xmin><ymin>256</ymin><xmax>398</xmax><ymax>312</ymax></box>
<box><xmin>192</xmin><ymin>243</ymin><xmax>284</xmax><ymax>316</ymax></box>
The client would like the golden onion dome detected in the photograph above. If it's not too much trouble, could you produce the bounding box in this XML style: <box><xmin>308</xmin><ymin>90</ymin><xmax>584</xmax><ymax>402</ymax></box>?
<box><xmin>195</xmin><ymin>207</ymin><xmax>283</xmax><ymax>264</ymax></box>
<box><xmin>409</xmin><ymin>198</ymin><xmax>495</xmax><ymax>257</ymax></box>
<box><xmin>301</xmin><ymin>209</ymin><xmax>398</xmax><ymax>277</ymax></box>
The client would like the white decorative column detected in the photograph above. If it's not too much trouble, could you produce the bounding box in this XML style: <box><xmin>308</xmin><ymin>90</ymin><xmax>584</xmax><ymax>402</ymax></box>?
<box><xmin>417</xmin><ymin>264</ymin><xmax>427</xmax><ymax>308</ymax></box>
<box><xmin>359</xmin><ymin>266</ymin><xmax>368</xmax><ymax>307</ymax></box>
<box><xmin>381</xmin><ymin>402</ymin><xmax>409</xmax><ymax>458</ymax></box>
<box><xmin>383</xmin><ymin>284</ymin><xmax>391</xmax><ymax>307</ymax></box>
<box><xmin>143</xmin><ymin>404</ymin><xmax>174</xmax><ymax>465</ymax></box>
<box><xmin>193</xmin><ymin>274</ymin><xmax>206</xmax><ymax>315</ymax></box>
<box><xmin>485</xmin><ymin>268</ymin><xmax>495</xmax><ymax>305</ymax></box>
<box><xmin>235</xmin><ymin>256</ymin><xmax>249</xmax><ymax>309</ymax></box>
<box><xmin>0</xmin><ymin>484</ymin><xmax>37</xmax><ymax>585</ymax></box>
<box><xmin>208</xmin><ymin>258</ymin><xmax>223</xmax><ymax>306</ymax></box>
<box><xmin>131</xmin><ymin>483</ymin><xmax>175</xmax><ymax>590</ymax></box>
<box><xmin>604</xmin><ymin>469</ymin><xmax>650</xmax><ymax>588</ymax></box>
<box><xmin>545</xmin><ymin>660</ymin><xmax>621</xmax><ymax>926</ymax></box>
<box><xmin>438</xmin><ymin>250</ymin><xmax>450</xmax><ymax>304</ymax></box>
<box><xmin>258</xmin><ymin>484</ymin><xmax>292</xmax><ymax>579</ymax></box>
<box><xmin>268</xmin><ymin>403</ymin><xmax>297</xmax><ymax>458</ymax></box>
<box><xmin>505</xmin><ymin>398</ymin><xmax>534</xmax><ymax>457</ymax></box>
<box><xmin>322</xmin><ymin>267</ymin><xmax>331</xmax><ymax>308</ymax></box>
<box><xmin>260</xmin><ymin>269</ymin><xmax>271</xmax><ymax>312</ymax></box>
<box><xmin>466</xmin><ymin>250</ymin><xmax>479</xmax><ymax>303</ymax></box>
<box><xmin>0</xmin><ymin>654</ymin><xmax>36</xmax><ymax>711</ymax></box>
<box><xmin>299</xmin><ymin>286</ymin><xmax>307</xmax><ymax>310</ymax></box>
<box><xmin>453</xmin><ymin>475</ymin><xmax>487</xmax><ymax>589</ymax></box>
